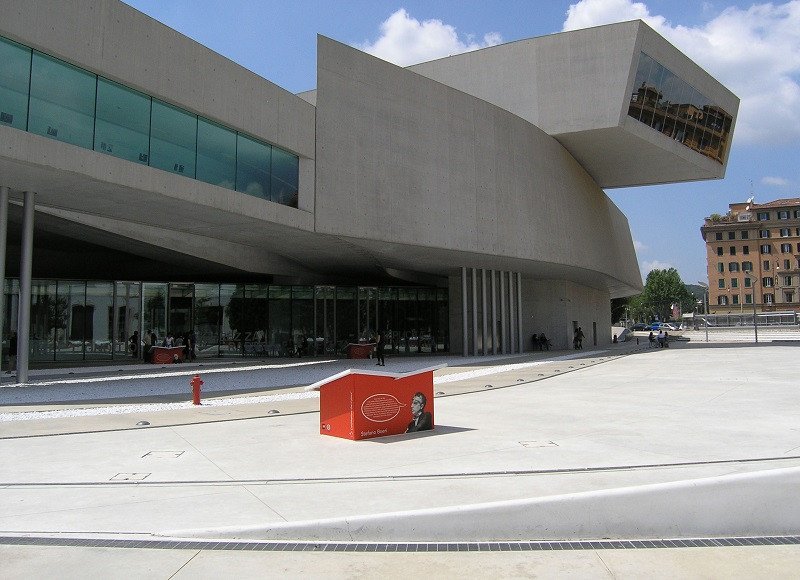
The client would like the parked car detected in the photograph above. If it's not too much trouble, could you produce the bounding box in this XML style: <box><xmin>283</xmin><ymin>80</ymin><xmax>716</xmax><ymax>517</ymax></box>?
<box><xmin>648</xmin><ymin>322</ymin><xmax>680</xmax><ymax>332</ymax></box>
<box><xmin>631</xmin><ymin>323</ymin><xmax>649</xmax><ymax>331</ymax></box>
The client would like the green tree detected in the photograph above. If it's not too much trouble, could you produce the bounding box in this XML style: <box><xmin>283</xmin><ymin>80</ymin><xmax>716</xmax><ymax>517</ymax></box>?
<box><xmin>639</xmin><ymin>268</ymin><xmax>695</xmax><ymax>322</ymax></box>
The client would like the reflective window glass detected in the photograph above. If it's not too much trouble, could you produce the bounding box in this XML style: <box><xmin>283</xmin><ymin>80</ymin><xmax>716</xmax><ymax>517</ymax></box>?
<box><xmin>150</xmin><ymin>99</ymin><xmax>197</xmax><ymax>177</ymax></box>
<box><xmin>628</xmin><ymin>52</ymin><xmax>655</xmax><ymax>123</ymax></box>
<box><xmin>57</xmin><ymin>281</ymin><xmax>89</xmax><ymax>362</ymax></box>
<box><xmin>29</xmin><ymin>281</ymin><xmax>58</xmax><ymax>362</ymax></box>
<box><xmin>95</xmin><ymin>78</ymin><xmax>151</xmax><ymax>164</ymax></box>
<box><xmin>292</xmin><ymin>286</ymin><xmax>314</xmax><ymax>355</ymax></box>
<box><xmin>220</xmin><ymin>284</ymin><xmax>242</xmax><ymax>357</ymax></box>
<box><xmin>29</xmin><ymin>52</ymin><xmax>96</xmax><ymax>148</ymax></box>
<box><xmin>194</xmin><ymin>283</ymin><xmax>220</xmax><ymax>358</ymax></box>
<box><xmin>239</xmin><ymin>285</ymin><xmax>269</xmax><ymax>356</ymax></box>
<box><xmin>628</xmin><ymin>52</ymin><xmax>731</xmax><ymax>164</ymax></box>
<box><xmin>236</xmin><ymin>134</ymin><xmax>271</xmax><ymax>199</ymax></box>
<box><xmin>0</xmin><ymin>36</ymin><xmax>32</xmax><ymax>130</ymax></box>
<box><xmin>197</xmin><ymin>117</ymin><xmax>236</xmax><ymax>188</ymax></box>
<box><xmin>114</xmin><ymin>282</ymin><xmax>141</xmax><ymax>359</ymax></box>
<box><xmin>85</xmin><ymin>282</ymin><xmax>114</xmax><ymax>361</ymax></box>
<box><xmin>335</xmin><ymin>287</ymin><xmax>357</xmax><ymax>353</ymax></box>
<box><xmin>269</xmin><ymin>286</ymin><xmax>292</xmax><ymax>353</ymax></box>
<box><xmin>271</xmin><ymin>147</ymin><xmax>299</xmax><ymax>207</ymax></box>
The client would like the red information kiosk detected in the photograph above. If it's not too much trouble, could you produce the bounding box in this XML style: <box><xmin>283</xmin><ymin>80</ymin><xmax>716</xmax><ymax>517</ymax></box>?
<box><xmin>305</xmin><ymin>365</ymin><xmax>444</xmax><ymax>440</ymax></box>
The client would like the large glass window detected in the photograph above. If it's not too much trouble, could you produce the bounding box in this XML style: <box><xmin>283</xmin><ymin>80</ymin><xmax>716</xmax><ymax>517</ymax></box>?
<box><xmin>85</xmin><ymin>282</ymin><xmax>114</xmax><ymax>361</ymax></box>
<box><xmin>197</xmin><ymin>117</ymin><xmax>236</xmax><ymax>188</ymax></box>
<box><xmin>95</xmin><ymin>78</ymin><xmax>151</xmax><ymax>164</ymax></box>
<box><xmin>315</xmin><ymin>286</ymin><xmax>336</xmax><ymax>356</ymax></box>
<box><xmin>29</xmin><ymin>52</ymin><xmax>96</xmax><ymax>148</ymax></box>
<box><xmin>237</xmin><ymin>284</ymin><xmax>269</xmax><ymax>356</ymax></box>
<box><xmin>194</xmin><ymin>284</ymin><xmax>220</xmax><ymax>358</ymax></box>
<box><xmin>378</xmin><ymin>287</ymin><xmax>398</xmax><ymax>354</ymax></box>
<box><xmin>628</xmin><ymin>52</ymin><xmax>732</xmax><ymax>163</ymax></box>
<box><xmin>292</xmin><ymin>286</ymin><xmax>314</xmax><ymax>356</ymax></box>
<box><xmin>114</xmin><ymin>282</ymin><xmax>141</xmax><ymax>359</ymax></box>
<box><xmin>58</xmin><ymin>281</ymin><xmax>89</xmax><ymax>362</ymax></box>
<box><xmin>335</xmin><ymin>287</ymin><xmax>357</xmax><ymax>354</ymax></box>
<box><xmin>269</xmin><ymin>286</ymin><xmax>292</xmax><ymax>355</ymax></box>
<box><xmin>2</xmin><ymin>34</ymin><xmax>301</xmax><ymax>210</ymax></box>
<box><xmin>220</xmin><ymin>284</ymin><xmax>242</xmax><ymax>357</ymax></box>
<box><xmin>271</xmin><ymin>147</ymin><xmax>299</xmax><ymax>207</ymax></box>
<box><xmin>0</xmin><ymin>36</ymin><xmax>32</xmax><ymax>130</ymax></box>
<box><xmin>150</xmin><ymin>99</ymin><xmax>197</xmax><ymax>177</ymax></box>
<box><xmin>142</xmin><ymin>283</ymin><xmax>167</xmax><ymax>344</ymax></box>
<box><xmin>236</xmin><ymin>134</ymin><xmax>271</xmax><ymax>199</ymax></box>
<box><xmin>30</xmin><ymin>281</ymin><xmax>58</xmax><ymax>362</ymax></box>
<box><xmin>397</xmin><ymin>288</ymin><xmax>419</xmax><ymax>354</ymax></box>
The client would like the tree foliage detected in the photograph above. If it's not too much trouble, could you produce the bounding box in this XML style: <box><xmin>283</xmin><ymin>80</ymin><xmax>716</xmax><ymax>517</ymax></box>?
<box><xmin>637</xmin><ymin>268</ymin><xmax>695</xmax><ymax>322</ymax></box>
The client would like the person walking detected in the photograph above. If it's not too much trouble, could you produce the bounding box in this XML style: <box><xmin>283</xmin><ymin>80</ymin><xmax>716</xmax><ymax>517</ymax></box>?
<box><xmin>375</xmin><ymin>331</ymin><xmax>386</xmax><ymax>366</ymax></box>
<box><xmin>7</xmin><ymin>331</ymin><xmax>17</xmax><ymax>374</ymax></box>
<box><xmin>129</xmin><ymin>330</ymin><xmax>139</xmax><ymax>358</ymax></box>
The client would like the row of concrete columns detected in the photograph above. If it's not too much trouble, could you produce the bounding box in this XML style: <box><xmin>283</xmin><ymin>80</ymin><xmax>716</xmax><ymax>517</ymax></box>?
<box><xmin>0</xmin><ymin>186</ymin><xmax>35</xmax><ymax>384</ymax></box>
<box><xmin>461</xmin><ymin>267</ymin><xmax>523</xmax><ymax>356</ymax></box>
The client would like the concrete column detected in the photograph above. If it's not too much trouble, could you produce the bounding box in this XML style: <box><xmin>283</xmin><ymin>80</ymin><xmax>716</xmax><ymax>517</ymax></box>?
<box><xmin>500</xmin><ymin>271</ymin><xmax>507</xmax><ymax>354</ymax></box>
<box><xmin>517</xmin><ymin>272</ymin><xmax>523</xmax><ymax>353</ymax></box>
<box><xmin>481</xmin><ymin>269</ymin><xmax>488</xmax><ymax>355</ymax></box>
<box><xmin>508</xmin><ymin>271</ymin><xmax>516</xmax><ymax>353</ymax></box>
<box><xmin>461</xmin><ymin>266</ymin><xmax>468</xmax><ymax>357</ymax></box>
<box><xmin>471</xmin><ymin>268</ymin><xmax>478</xmax><ymax>356</ymax></box>
<box><xmin>16</xmin><ymin>191</ymin><xmax>35</xmax><ymax>384</ymax></box>
<box><xmin>490</xmin><ymin>270</ymin><xmax>497</xmax><ymax>355</ymax></box>
<box><xmin>0</xmin><ymin>186</ymin><xmax>8</xmax><ymax>370</ymax></box>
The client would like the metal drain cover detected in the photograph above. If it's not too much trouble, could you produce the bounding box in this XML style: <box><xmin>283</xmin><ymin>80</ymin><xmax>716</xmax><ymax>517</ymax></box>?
<box><xmin>110</xmin><ymin>473</ymin><xmax>151</xmax><ymax>481</ymax></box>
<box><xmin>141</xmin><ymin>451</ymin><xmax>185</xmax><ymax>459</ymax></box>
<box><xmin>519</xmin><ymin>440</ymin><xmax>558</xmax><ymax>448</ymax></box>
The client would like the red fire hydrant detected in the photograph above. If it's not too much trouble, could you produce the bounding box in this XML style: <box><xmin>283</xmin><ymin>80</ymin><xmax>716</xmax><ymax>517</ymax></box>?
<box><xmin>191</xmin><ymin>374</ymin><xmax>203</xmax><ymax>405</ymax></box>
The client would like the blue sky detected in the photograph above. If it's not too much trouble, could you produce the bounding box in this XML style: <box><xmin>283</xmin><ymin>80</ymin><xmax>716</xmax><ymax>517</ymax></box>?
<box><xmin>124</xmin><ymin>0</ymin><xmax>800</xmax><ymax>288</ymax></box>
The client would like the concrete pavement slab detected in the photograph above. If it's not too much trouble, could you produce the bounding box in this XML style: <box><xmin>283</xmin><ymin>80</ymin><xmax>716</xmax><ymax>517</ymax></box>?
<box><xmin>2</xmin><ymin>342</ymin><xmax>800</xmax><ymax>574</ymax></box>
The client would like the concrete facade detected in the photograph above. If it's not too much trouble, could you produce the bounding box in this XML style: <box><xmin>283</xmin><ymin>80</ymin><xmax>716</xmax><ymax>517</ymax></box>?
<box><xmin>0</xmin><ymin>1</ymin><xmax>739</xmax><ymax>363</ymax></box>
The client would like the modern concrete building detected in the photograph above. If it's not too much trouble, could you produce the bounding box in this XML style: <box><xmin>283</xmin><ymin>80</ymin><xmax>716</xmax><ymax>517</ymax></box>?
<box><xmin>702</xmin><ymin>198</ymin><xmax>800</xmax><ymax>316</ymax></box>
<box><xmin>1</xmin><ymin>1</ymin><xmax>737</xmax><ymax>379</ymax></box>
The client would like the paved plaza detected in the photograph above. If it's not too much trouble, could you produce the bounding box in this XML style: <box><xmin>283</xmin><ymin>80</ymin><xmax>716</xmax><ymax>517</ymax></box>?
<box><xmin>1</xmin><ymin>336</ymin><xmax>799</xmax><ymax>577</ymax></box>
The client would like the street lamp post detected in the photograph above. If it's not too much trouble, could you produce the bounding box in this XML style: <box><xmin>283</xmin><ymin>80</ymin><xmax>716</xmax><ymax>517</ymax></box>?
<box><xmin>697</xmin><ymin>282</ymin><xmax>709</xmax><ymax>343</ymax></box>
<box><xmin>744</xmin><ymin>270</ymin><xmax>758</xmax><ymax>344</ymax></box>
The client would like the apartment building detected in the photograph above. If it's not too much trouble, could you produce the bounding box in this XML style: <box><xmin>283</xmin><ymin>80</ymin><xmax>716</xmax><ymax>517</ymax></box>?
<box><xmin>702</xmin><ymin>198</ymin><xmax>800</xmax><ymax>314</ymax></box>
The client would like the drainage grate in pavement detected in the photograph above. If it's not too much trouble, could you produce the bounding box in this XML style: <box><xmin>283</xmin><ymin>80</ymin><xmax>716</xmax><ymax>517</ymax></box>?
<box><xmin>141</xmin><ymin>451</ymin><xmax>185</xmax><ymax>459</ymax></box>
<box><xmin>0</xmin><ymin>535</ymin><xmax>797</xmax><ymax>552</ymax></box>
<box><xmin>110</xmin><ymin>473</ymin><xmax>150</xmax><ymax>481</ymax></box>
<box><xmin>519</xmin><ymin>441</ymin><xmax>559</xmax><ymax>448</ymax></box>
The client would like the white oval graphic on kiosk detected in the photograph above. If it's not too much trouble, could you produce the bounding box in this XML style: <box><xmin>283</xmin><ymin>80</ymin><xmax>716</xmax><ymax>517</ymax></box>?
<box><xmin>361</xmin><ymin>393</ymin><xmax>406</xmax><ymax>422</ymax></box>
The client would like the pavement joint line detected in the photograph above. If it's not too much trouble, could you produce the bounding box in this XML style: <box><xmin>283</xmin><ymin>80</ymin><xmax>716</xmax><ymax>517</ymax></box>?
<box><xmin>2</xmin><ymin>454</ymin><xmax>799</xmax><ymax>487</ymax></box>
<box><xmin>0</xmin><ymin>350</ymin><xmax>618</xmax><ymax>422</ymax></box>
<box><xmin>0</xmin><ymin>533</ymin><xmax>797</xmax><ymax>551</ymax></box>
<box><xmin>0</xmin><ymin>359</ymin><xmax>339</xmax><ymax>389</ymax></box>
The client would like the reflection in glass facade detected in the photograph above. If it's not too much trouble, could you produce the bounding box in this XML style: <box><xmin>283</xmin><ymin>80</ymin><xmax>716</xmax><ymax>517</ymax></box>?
<box><xmin>628</xmin><ymin>52</ymin><xmax>732</xmax><ymax>164</ymax></box>
<box><xmin>150</xmin><ymin>100</ymin><xmax>197</xmax><ymax>177</ymax></box>
<box><xmin>0</xmin><ymin>34</ymin><xmax>299</xmax><ymax>208</ymax></box>
<box><xmin>29</xmin><ymin>52</ymin><xmax>96</xmax><ymax>148</ymax></box>
<box><xmin>0</xmin><ymin>36</ymin><xmax>31</xmax><ymax>130</ymax></box>
<box><xmin>197</xmin><ymin>117</ymin><xmax>236</xmax><ymax>188</ymax></box>
<box><xmin>95</xmin><ymin>79</ymin><xmax>151</xmax><ymax>164</ymax></box>
<box><xmin>3</xmin><ymin>280</ymin><xmax>448</xmax><ymax>363</ymax></box>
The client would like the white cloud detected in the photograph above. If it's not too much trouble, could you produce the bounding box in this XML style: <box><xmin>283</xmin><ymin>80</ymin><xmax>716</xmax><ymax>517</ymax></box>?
<box><xmin>358</xmin><ymin>9</ymin><xmax>502</xmax><ymax>67</ymax></box>
<box><xmin>563</xmin><ymin>0</ymin><xmax>666</xmax><ymax>30</ymax></box>
<box><xmin>762</xmin><ymin>176</ymin><xmax>789</xmax><ymax>186</ymax></box>
<box><xmin>563</xmin><ymin>0</ymin><xmax>800</xmax><ymax>145</ymax></box>
<box><xmin>633</xmin><ymin>239</ymin><xmax>647</xmax><ymax>253</ymax></box>
<box><xmin>641</xmin><ymin>259</ymin><xmax>672</xmax><ymax>276</ymax></box>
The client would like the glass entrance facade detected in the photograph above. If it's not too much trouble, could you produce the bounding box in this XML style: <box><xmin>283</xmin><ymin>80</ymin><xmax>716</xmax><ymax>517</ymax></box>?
<box><xmin>2</xmin><ymin>280</ymin><xmax>449</xmax><ymax>363</ymax></box>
